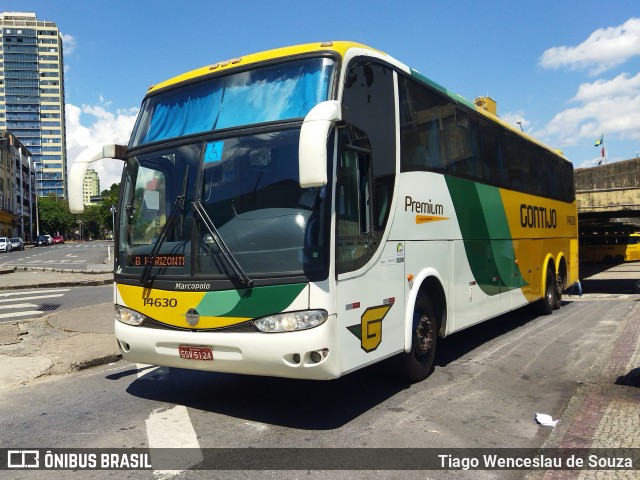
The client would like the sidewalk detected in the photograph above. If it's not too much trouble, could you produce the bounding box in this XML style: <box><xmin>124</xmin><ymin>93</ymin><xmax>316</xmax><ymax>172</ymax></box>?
<box><xmin>527</xmin><ymin>301</ymin><xmax>640</xmax><ymax>479</ymax></box>
<box><xmin>0</xmin><ymin>266</ymin><xmax>118</xmax><ymax>391</ymax></box>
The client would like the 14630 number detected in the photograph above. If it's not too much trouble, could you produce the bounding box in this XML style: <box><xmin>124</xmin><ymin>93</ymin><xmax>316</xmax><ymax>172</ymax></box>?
<box><xmin>143</xmin><ymin>297</ymin><xmax>177</xmax><ymax>308</ymax></box>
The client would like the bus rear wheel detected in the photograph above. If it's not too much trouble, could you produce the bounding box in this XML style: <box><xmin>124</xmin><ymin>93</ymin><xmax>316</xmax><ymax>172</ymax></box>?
<box><xmin>537</xmin><ymin>266</ymin><xmax>555</xmax><ymax>315</ymax></box>
<box><xmin>553</xmin><ymin>271</ymin><xmax>564</xmax><ymax>310</ymax></box>
<box><xmin>395</xmin><ymin>297</ymin><xmax>437</xmax><ymax>382</ymax></box>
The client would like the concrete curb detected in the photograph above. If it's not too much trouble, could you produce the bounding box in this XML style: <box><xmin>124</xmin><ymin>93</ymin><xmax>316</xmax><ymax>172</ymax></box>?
<box><xmin>71</xmin><ymin>353</ymin><xmax>122</xmax><ymax>371</ymax></box>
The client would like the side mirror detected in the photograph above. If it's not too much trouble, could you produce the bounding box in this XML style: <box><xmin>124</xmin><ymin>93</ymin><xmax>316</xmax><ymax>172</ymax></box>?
<box><xmin>298</xmin><ymin>100</ymin><xmax>341</xmax><ymax>188</ymax></box>
<box><xmin>68</xmin><ymin>144</ymin><xmax>126</xmax><ymax>213</ymax></box>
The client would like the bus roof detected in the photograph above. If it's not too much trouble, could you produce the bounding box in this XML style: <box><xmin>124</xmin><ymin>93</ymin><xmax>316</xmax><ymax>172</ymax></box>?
<box><xmin>146</xmin><ymin>40</ymin><xmax>570</xmax><ymax>163</ymax></box>
<box><xmin>146</xmin><ymin>41</ymin><xmax>382</xmax><ymax>95</ymax></box>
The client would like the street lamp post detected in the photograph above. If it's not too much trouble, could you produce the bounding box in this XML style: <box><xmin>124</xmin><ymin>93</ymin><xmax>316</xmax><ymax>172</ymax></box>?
<box><xmin>110</xmin><ymin>204</ymin><xmax>116</xmax><ymax>239</ymax></box>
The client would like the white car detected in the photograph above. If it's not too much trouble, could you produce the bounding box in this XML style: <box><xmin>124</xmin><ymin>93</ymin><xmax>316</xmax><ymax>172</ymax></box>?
<box><xmin>0</xmin><ymin>237</ymin><xmax>13</xmax><ymax>253</ymax></box>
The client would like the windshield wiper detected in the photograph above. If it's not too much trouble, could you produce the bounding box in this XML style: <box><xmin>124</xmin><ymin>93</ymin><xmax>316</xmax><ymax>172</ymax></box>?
<box><xmin>141</xmin><ymin>194</ymin><xmax>186</xmax><ymax>285</ymax></box>
<box><xmin>192</xmin><ymin>200</ymin><xmax>254</xmax><ymax>288</ymax></box>
<box><xmin>141</xmin><ymin>167</ymin><xmax>189</xmax><ymax>285</ymax></box>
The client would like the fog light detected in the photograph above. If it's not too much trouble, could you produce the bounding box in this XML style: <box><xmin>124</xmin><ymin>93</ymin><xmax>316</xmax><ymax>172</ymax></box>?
<box><xmin>310</xmin><ymin>351</ymin><xmax>322</xmax><ymax>363</ymax></box>
<box><xmin>292</xmin><ymin>353</ymin><xmax>301</xmax><ymax>364</ymax></box>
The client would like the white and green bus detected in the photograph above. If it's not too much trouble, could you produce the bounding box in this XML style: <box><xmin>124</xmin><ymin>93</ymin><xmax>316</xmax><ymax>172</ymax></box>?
<box><xmin>69</xmin><ymin>41</ymin><xmax>578</xmax><ymax>382</ymax></box>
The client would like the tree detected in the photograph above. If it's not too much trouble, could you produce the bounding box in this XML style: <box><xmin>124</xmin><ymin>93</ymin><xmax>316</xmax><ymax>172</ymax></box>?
<box><xmin>38</xmin><ymin>195</ymin><xmax>75</xmax><ymax>236</ymax></box>
<box><xmin>99</xmin><ymin>183</ymin><xmax>120</xmax><ymax>232</ymax></box>
<box><xmin>78</xmin><ymin>204</ymin><xmax>102</xmax><ymax>240</ymax></box>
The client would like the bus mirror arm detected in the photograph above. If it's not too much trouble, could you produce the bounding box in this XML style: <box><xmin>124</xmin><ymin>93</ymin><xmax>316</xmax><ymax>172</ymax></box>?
<box><xmin>68</xmin><ymin>144</ymin><xmax>127</xmax><ymax>214</ymax></box>
<box><xmin>299</xmin><ymin>101</ymin><xmax>342</xmax><ymax>188</ymax></box>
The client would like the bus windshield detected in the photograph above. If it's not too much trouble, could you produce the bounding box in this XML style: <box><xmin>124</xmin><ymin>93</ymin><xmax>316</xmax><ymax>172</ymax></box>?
<box><xmin>118</xmin><ymin>128</ymin><xmax>329</xmax><ymax>282</ymax></box>
<box><xmin>130</xmin><ymin>57</ymin><xmax>335</xmax><ymax>147</ymax></box>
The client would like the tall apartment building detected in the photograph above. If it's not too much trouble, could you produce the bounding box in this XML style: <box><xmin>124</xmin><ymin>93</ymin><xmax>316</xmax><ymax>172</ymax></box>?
<box><xmin>0</xmin><ymin>11</ymin><xmax>67</xmax><ymax>199</ymax></box>
<box><xmin>82</xmin><ymin>168</ymin><xmax>100</xmax><ymax>205</ymax></box>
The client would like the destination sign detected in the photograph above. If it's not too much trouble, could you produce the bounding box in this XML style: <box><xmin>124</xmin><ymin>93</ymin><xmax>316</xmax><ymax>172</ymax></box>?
<box><xmin>128</xmin><ymin>255</ymin><xmax>186</xmax><ymax>267</ymax></box>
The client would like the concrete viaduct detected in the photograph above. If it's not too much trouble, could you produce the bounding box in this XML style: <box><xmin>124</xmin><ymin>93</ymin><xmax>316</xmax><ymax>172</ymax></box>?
<box><xmin>574</xmin><ymin>157</ymin><xmax>640</xmax><ymax>230</ymax></box>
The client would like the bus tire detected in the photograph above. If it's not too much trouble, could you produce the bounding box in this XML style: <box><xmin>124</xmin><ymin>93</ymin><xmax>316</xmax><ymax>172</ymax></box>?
<box><xmin>537</xmin><ymin>267</ymin><xmax>555</xmax><ymax>315</ymax></box>
<box><xmin>395</xmin><ymin>297</ymin><xmax>437</xmax><ymax>382</ymax></box>
<box><xmin>553</xmin><ymin>271</ymin><xmax>563</xmax><ymax>310</ymax></box>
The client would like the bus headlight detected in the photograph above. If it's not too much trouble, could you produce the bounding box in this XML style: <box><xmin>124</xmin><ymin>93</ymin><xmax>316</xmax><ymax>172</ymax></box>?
<box><xmin>253</xmin><ymin>310</ymin><xmax>328</xmax><ymax>333</ymax></box>
<box><xmin>115</xmin><ymin>305</ymin><xmax>146</xmax><ymax>326</ymax></box>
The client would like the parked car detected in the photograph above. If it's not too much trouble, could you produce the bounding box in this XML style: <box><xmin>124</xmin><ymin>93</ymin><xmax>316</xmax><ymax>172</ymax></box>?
<box><xmin>52</xmin><ymin>235</ymin><xmax>64</xmax><ymax>244</ymax></box>
<box><xmin>0</xmin><ymin>237</ymin><xmax>12</xmax><ymax>253</ymax></box>
<box><xmin>44</xmin><ymin>234</ymin><xmax>53</xmax><ymax>245</ymax></box>
<box><xmin>9</xmin><ymin>237</ymin><xmax>24</xmax><ymax>251</ymax></box>
<box><xmin>35</xmin><ymin>235</ymin><xmax>49</xmax><ymax>247</ymax></box>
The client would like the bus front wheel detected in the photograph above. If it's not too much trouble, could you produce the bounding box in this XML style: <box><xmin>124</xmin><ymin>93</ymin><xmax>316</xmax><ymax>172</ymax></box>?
<box><xmin>395</xmin><ymin>297</ymin><xmax>437</xmax><ymax>382</ymax></box>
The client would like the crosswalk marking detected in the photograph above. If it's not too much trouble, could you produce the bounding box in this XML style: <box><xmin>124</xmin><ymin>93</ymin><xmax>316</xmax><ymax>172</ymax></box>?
<box><xmin>0</xmin><ymin>310</ymin><xmax>44</xmax><ymax>319</ymax></box>
<box><xmin>0</xmin><ymin>303</ymin><xmax>38</xmax><ymax>310</ymax></box>
<box><xmin>0</xmin><ymin>293</ymin><xmax>65</xmax><ymax>304</ymax></box>
<box><xmin>0</xmin><ymin>288</ymin><xmax>70</xmax><ymax>297</ymax></box>
<box><xmin>0</xmin><ymin>288</ymin><xmax>70</xmax><ymax>323</ymax></box>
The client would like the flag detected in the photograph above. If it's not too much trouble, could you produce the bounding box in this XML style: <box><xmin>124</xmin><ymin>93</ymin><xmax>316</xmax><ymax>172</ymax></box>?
<box><xmin>594</xmin><ymin>134</ymin><xmax>603</xmax><ymax>146</ymax></box>
<box><xmin>601</xmin><ymin>146</ymin><xmax>605</xmax><ymax>157</ymax></box>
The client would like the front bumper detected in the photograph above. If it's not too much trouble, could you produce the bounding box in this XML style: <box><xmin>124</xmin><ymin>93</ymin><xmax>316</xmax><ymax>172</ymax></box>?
<box><xmin>114</xmin><ymin>318</ymin><xmax>340</xmax><ymax>380</ymax></box>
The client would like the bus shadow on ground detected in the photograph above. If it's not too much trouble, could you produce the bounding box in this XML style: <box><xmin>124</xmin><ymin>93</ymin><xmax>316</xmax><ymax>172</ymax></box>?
<box><xmin>436</xmin><ymin>306</ymin><xmax>541</xmax><ymax>367</ymax></box>
<box><xmin>124</xmin><ymin>362</ymin><xmax>404</xmax><ymax>430</ymax></box>
<box><xmin>122</xmin><ymin>306</ymin><xmax>551</xmax><ymax>429</ymax></box>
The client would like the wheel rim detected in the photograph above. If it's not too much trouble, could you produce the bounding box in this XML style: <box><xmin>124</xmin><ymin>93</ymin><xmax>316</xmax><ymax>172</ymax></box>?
<box><xmin>415</xmin><ymin>313</ymin><xmax>434</xmax><ymax>358</ymax></box>
<box><xmin>556</xmin><ymin>275</ymin><xmax>564</xmax><ymax>300</ymax></box>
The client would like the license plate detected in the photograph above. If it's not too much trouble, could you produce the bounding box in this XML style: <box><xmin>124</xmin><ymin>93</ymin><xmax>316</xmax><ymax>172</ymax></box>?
<box><xmin>178</xmin><ymin>345</ymin><xmax>213</xmax><ymax>361</ymax></box>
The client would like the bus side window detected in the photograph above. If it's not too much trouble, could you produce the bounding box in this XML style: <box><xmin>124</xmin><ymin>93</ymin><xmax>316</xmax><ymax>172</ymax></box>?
<box><xmin>399</xmin><ymin>75</ymin><xmax>447</xmax><ymax>173</ymax></box>
<box><xmin>336</xmin><ymin>143</ymin><xmax>375</xmax><ymax>274</ymax></box>
<box><xmin>339</xmin><ymin>59</ymin><xmax>396</xmax><ymax>274</ymax></box>
<box><xmin>446</xmin><ymin>106</ymin><xmax>478</xmax><ymax>179</ymax></box>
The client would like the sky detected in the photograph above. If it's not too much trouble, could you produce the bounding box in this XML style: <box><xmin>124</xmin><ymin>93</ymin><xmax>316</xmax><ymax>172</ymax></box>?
<box><xmin>6</xmin><ymin>0</ymin><xmax>640</xmax><ymax>190</ymax></box>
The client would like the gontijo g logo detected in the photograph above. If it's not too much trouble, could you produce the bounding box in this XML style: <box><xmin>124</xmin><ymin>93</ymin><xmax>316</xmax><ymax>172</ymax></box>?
<box><xmin>347</xmin><ymin>303</ymin><xmax>393</xmax><ymax>352</ymax></box>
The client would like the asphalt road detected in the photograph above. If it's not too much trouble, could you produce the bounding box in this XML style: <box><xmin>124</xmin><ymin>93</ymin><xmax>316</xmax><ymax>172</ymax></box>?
<box><xmin>0</xmin><ymin>290</ymin><xmax>634</xmax><ymax>480</ymax></box>
<box><xmin>0</xmin><ymin>241</ymin><xmax>112</xmax><ymax>271</ymax></box>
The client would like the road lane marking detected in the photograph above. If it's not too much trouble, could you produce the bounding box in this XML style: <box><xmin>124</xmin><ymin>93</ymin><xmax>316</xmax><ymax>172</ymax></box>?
<box><xmin>146</xmin><ymin>405</ymin><xmax>203</xmax><ymax>478</ymax></box>
<box><xmin>136</xmin><ymin>363</ymin><xmax>159</xmax><ymax>378</ymax></box>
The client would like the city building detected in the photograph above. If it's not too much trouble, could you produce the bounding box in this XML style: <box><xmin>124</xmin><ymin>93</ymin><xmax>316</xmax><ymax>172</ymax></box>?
<box><xmin>0</xmin><ymin>132</ymin><xmax>37</xmax><ymax>240</ymax></box>
<box><xmin>82</xmin><ymin>168</ymin><xmax>100</xmax><ymax>206</ymax></box>
<box><xmin>0</xmin><ymin>11</ymin><xmax>67</xmax><ymax>199</ymax></box>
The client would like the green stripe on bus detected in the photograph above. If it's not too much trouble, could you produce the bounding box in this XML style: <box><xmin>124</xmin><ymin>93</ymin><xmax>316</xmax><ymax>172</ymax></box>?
<box><xmin>445</xmin><ymin>176</ymin><xmax>526</xmax><ymax>295</ymax></box>
<box><xmin>409</xmin><ymin>68</ymin><xmax>477</xmax><ymax>111</ymax></box>
<box><xmin>196</xmin><ymin>283</ymin><xmax>307</xmax><ymax>318</ymax></box>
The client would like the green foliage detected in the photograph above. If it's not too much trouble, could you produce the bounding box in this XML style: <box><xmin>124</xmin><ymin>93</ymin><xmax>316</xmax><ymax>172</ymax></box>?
<box><xmin>78</xmin><ymin>204</ymin><xmax>103</xmax><ymax>240</ymax></box>
<box><xmin>80</xmin><ymin>182</ymin><xmax>120</xmax><ymax>239</ymax></box>
<box><xmin>37</xmin><ymin>183</ymin><xmax>121</xmax><ymax>240</ymax></box>
<box><xmin>38</xmin><ymin>195</ymin><xmax>75</xmax><ymax>236</ymax></box>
